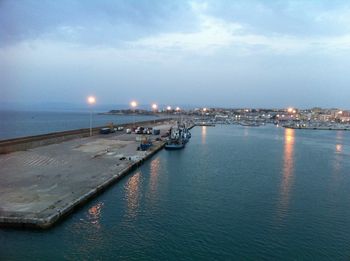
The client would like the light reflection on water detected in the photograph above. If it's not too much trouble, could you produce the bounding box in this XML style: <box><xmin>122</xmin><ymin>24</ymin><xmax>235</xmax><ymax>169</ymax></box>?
<box><xmin>69</xmin><ymin>201</ymin><xmax>105</xmax><ymax>256</ymax></box>
<box><xmin>333</xmin><ymin>131</ymin><xmax>344</xmax><ymax>174</ymax></box>
<box><xmin>277</xmin><ymin>128</ymin><xmax>295</xmax><ymax>219</ymax></box>
<box><xmin>201</xmin><ymin>126</ymin><xmax>207</xmax><ymax>144</ymax></box>
<box><xmin>244</xmin><ymin>127</ymin><xmax>249</xmax><ymax>137</ymax></box>
<box><xmin>87</xmin><ymin>202</ymin><xmax>104</xmax><ymax>228</ymax></box>
<box><xmin>124</xmin><ymin>171</ymin><xmax>142</xmax><ymax>219</ymax></box>
<box><xmin>149</xmin><ymin>157</ymin><xmax>160</xmax><ymax>199</ymax></box>
<box><xmin>335</xmin><ymin>130</ymin><xmax>343</xmax><ymax>154</ymax></box>
<box><xmin>335</xmin><ymin>144</ymin><xmax>342</xmax><ymax>153</ymax></box>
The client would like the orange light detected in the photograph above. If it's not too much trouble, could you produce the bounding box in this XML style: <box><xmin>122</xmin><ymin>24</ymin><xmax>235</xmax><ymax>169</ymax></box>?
<box><xmin>201</xmin><ymin>126</ymin><xmax>206</xmax><ymax>144</ymax></box>
<box><xmin>336</xmin><ymin>144</ymin><xmax>342</xmax><ymax>153</ymax></box>
<box><xmin>87</xmin><ymin>96</ymin><xmax>96</xmax><ymax>104</ymax></box>
<box><xmin>278</xmin><ymin>127</ymin><xmax>295</xmax><ymax>218</ymax></box>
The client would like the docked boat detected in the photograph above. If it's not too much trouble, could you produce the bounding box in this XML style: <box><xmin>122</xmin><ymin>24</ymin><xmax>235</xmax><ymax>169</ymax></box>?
<box><xmin>165</xmin><ymin>142</ymin><xmax>185</xmax><ymax>150</ymax></box>
<box><xmin>180</xmin><ymin>124</ymin><xmax>191</xmax><ymax>143</ymax></box>
<box><xmin>239</xmin><ymin>121</ymin><xmax>261</xmax><ymax>127</ymax></box>
<box><xmin>165</xmin><ymin>122</ymin><xmax>191</xmax><ymax>150</ymax></box>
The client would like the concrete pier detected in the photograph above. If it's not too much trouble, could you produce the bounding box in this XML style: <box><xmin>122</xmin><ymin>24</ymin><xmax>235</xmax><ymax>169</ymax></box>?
<box><xmin>0</xmin><ymin>121</ymin><xmax>175</xmax><ymax>228</ymax></box>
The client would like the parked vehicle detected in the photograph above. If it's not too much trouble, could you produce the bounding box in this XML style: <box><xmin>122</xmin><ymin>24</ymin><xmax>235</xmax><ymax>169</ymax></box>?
<box><xmin>135</xmin><ymin>127</ymin><xmax>144</xmax><ymax>134</ymax></box>
<box><xmin>153</xmin><ymin>129</ymin><xmax>160</xmax><ymax>135</ymax></box>
<box><xmin>143</xmin><ymin>127</ymin><xmax>153</xmax><ymax>135</ymax></box>
<box><xmin>100</xmin><ymin>128</ymin><xmax>111</xmax><ymax>134</ymax></box>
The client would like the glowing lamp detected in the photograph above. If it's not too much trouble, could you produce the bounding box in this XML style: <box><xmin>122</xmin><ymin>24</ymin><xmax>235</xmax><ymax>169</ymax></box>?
<box><xmin>87</xmin><ymin>96</ymin><xmax>96</xmax><ymax>104</ymax></box>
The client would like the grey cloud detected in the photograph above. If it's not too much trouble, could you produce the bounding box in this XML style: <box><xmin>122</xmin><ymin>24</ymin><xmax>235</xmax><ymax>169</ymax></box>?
<box><xmin>0</xmin><ymin>0</ymin><xmax>196</xmax><ymax>46</ymax></box>
<box><xmin>199</xmin><ymin>0</ymin><xmax>350</xmax><ymax>37</ymax></box>
<box><xmin>2</xmin><ymin>0</ymin><xmax>350</xmax><ymax>108</ymax></box>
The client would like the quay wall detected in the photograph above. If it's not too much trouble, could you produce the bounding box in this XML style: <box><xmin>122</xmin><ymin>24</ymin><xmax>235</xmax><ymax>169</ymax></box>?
<box><xmin>285</xmin><ymin>126</ymin><xmax>350</xmax><ymax>131</ymax></box>
<box><xmin>0</xmin><ymin>118</ymin><xmax>173</xmax><ymax>154</ymax></box>
<box><xmin>0</xmin><ymin>141</ymin><xmax>166</xmax><ymax>229</ymax></box>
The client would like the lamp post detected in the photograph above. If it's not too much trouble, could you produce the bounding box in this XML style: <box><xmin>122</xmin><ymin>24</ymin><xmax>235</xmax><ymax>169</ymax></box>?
<box><xmin>130</xmin><ymin>100</ymin><xmax>138</xmax><ymax>128</ymax></box>
<box><xmin>176</xmin><ymin>107</ymin><xmax>182</xmax><ymax>123</ymax></box>
<box><xmin>202</xmin><ymin>108</ymin><xmax>207</xmax><ymax>122</ymax></box>
<box><xmin>152</xmin><ymin>103</ymin><xmax>157</xmax><ymax>125</ymax></box>
<box><xmin>87</xmin><ymin>96</ymin><xmax>96</xmax><ymax>136</ymax></box>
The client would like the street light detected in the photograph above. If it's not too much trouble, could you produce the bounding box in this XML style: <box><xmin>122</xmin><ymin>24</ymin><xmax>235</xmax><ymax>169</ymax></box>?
<box><xmin>152</xmin><ymin>103</ymin><xmax>158</xmax><ymax>111</ymax></box>
<box><xmin>175</xmin><ymin>107</ymin><xmax>182</xmax><ymax>123</ymax></box>
<box><xmin>87</xmin><ymin>96</ymin><xmax>96</xmax><ymax>136</ymax></box>
<box><xmin>130</xmin><ymin>100</ymin><xmax>138</xmax><ymax>128</ymax></box>
<box><xmin>152</xmin><ymin>103</ymin><xmax>158</xmax><ymax>125</ymax></box>
<box><xmin>131</xmin><ymin>101</ymin><xmax>137</xmax><ymax>108</ymax></box>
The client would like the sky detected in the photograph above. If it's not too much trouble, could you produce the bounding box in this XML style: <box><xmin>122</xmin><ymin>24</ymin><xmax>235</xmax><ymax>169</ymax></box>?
<box><xmin>1</xmin><ymin>0</ymin><xmax>350</xmax><ymax>109</ymax></box>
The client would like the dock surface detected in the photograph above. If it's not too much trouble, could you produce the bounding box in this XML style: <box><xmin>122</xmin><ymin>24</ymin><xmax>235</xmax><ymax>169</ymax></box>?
<box><xmin>0</xmin><ymin>122</ymin><xmax>173</xmax><ymax>228</ymax></box>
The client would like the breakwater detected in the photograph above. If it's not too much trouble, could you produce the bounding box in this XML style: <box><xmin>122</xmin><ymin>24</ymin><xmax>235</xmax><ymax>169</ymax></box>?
<box><xmin>0</xmin><ymin>118</ymin><xmax>172</xmax><ymax>154</ymax></box>
<box><xmin>284</xmin><ymin>125</ymin><xmax>350</xmax><ymax>131</ymax></box>
<box><xmin>0</xmin><ymin>120</ymin><xmax>175</xmax><ymax>228</ymax></box>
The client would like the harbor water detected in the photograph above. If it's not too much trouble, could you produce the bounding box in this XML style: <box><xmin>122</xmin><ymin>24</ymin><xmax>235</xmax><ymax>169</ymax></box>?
<box><xmin>1</xmin><ymin>125</ymin><xmax>350</xmax><ymax>260</ymax></box>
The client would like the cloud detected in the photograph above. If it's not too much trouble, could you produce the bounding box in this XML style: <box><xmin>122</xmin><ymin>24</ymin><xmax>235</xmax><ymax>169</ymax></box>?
<box><xmin>0</xmin><ymin>0</ymin><xmax>196</xmax><ymax>46</ymax></box>
<box><xmin>2</xmin><ymin>0</ymin><xmax>350</xmax><ymax>108</ymax></box>
<box><xmin>314</xmin><ymin>6</ymin><xmax>350</xmax><ymax>33</ymax></box>
<box><xmin>130</xmin><ymin>10</ymin><xmax>242</xmax><ymax>52</ymax></box>
<box><xmin>129</xmin><ymin>1</ymin><xmax>350</xmax><ymax>55</ymax></box>
<box><xmin>2</xmin><ymin>0</ymin><xmax>350</xmax><ymax>56</ymax></box>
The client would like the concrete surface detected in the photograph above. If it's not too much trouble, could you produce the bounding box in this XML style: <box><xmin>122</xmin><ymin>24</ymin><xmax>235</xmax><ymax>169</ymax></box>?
<box><xmin>0</xmin><ymin>121</ymin><xmax>174</xmax><ymax>228</ymax></box>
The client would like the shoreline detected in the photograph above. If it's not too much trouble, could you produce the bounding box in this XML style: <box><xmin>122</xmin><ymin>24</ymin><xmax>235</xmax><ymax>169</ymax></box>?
<box><xmin>284</xmin><ymin>126</ymin><xmax>350</xmax><ymax>131</ymax></box>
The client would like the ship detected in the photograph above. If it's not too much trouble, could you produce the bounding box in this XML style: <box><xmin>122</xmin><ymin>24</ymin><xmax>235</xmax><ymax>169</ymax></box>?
<box><xmin>165</xmin><ymin>122</ymin><xmax>191</xmax><ymax>150</ymax></box>
<box><xmin>239</xmin><ymin>121</ymin><xmax>261</xmax><ymax>127</ymax></box>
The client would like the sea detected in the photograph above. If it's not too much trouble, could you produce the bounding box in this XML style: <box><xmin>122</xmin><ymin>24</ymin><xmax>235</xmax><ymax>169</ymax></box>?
<box><xmin>0</xmin><ymin>110</ymin><xmax>159</xmax><ymax>140</ymax></box>
<box><xmin>1</xmin><ymin>112</ymin><xmax>350</xmax><ymax>260</ymax></box>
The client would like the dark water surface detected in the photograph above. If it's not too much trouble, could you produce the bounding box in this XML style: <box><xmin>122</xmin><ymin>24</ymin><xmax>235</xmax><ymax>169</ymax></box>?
<box><xmin>0</xmin><ymin>110</ymin><xmax>158</xmax><ymax>140</ymax></box>
<box><xmin>1</xmin><ymin>125</ymin><xmax>350</xmax><ymax>260</ymax></box>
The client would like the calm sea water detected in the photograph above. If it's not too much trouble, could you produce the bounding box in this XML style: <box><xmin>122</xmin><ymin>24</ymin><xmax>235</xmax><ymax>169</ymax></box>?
<box><xmin>0</xmin><ymin>110</ymin><xmax>159</xmax><ymax>140</ymax></box>
<box><xmin>1</xmin><ymin>125</ymin><xmax>350</xmax><ymax>260</ymax></box>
